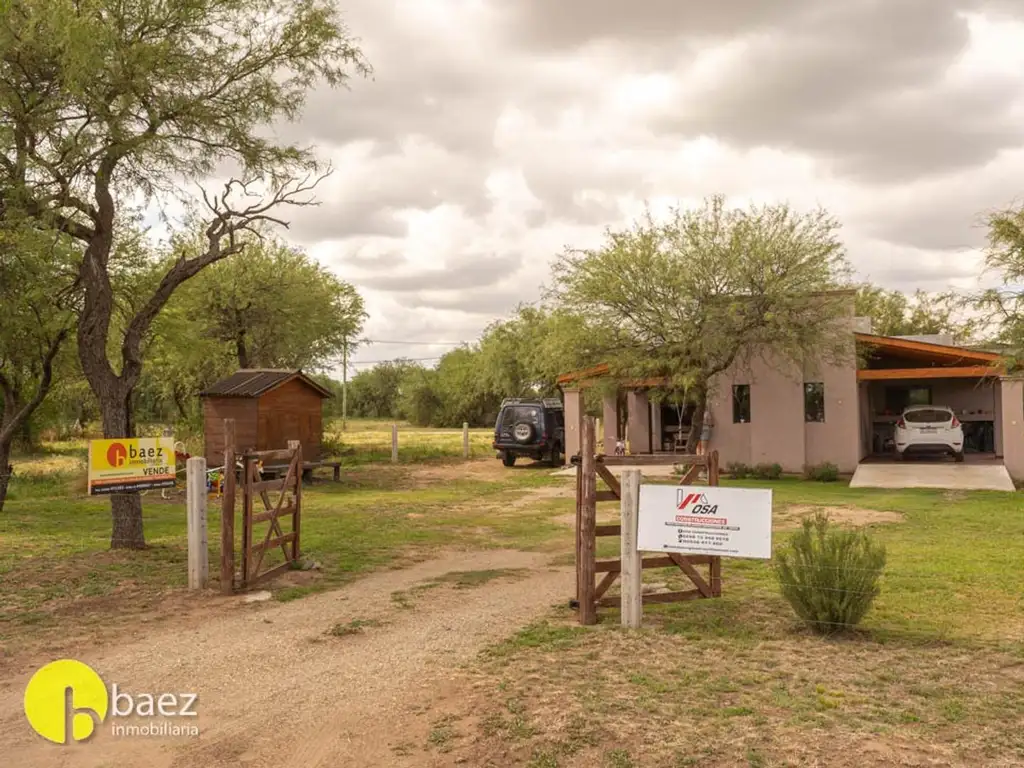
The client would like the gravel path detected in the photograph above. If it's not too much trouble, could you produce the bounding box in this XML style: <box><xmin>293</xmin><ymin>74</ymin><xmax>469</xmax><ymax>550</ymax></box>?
<box><xmin>0</xmin><ymin>550</ymin><xmax>573</xmax><ymax>768</ymax></box>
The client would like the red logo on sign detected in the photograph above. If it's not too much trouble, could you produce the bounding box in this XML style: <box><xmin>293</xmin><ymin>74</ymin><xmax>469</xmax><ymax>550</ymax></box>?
<box><xmin>677</xmin><ymin>492</ymin><xmax>709</xmax><ymax>511</ymax></box>
<box><xmin>106</xmin><ymin>442</ymin><xmax>128</xmax><ymax>468</ymax></box>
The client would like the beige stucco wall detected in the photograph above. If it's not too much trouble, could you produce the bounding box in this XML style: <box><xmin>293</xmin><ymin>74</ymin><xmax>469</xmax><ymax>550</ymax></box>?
<box><xmin>1000</xmin><ymin>378</ymin><xmax>1024</xmax><ymax>480</ymax></box>
<box><xmin>803</xmin><ymin>351</ymin><xmax>861</xmax><ymax>470</ymax></box>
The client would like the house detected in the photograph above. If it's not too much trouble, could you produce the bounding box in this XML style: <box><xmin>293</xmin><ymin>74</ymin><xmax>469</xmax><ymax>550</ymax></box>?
<box><xmin>199</xmin><ymin>369</ymin><xmax>333</xmax><ymax>463</ymax></box>
<box><xmin>556</xmin><ymin>305</ymin><xmax>1024</xmax><ymax>481</ymax></box>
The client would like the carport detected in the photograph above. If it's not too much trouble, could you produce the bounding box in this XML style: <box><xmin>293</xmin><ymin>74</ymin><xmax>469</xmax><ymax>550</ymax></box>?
<box><xmin>854</xmin><ymin>333</ymin><xmax>1023</xmax><ymax>485</ymax></box>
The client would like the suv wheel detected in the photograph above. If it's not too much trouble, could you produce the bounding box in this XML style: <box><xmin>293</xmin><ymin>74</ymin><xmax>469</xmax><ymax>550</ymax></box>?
<box><xmin>513</xmin><ymin>422</ymin><xmax>535</xmax><ymax>444</ymax></box>
<box><xmin>549</xmin><ymin>443</ymin><xmax>562</xmax><ymax>467</ymax></box>
<box><xmin>502</xmin><ymin>451</ymin><xmax>517</xmax><ymax>467</ymax></box>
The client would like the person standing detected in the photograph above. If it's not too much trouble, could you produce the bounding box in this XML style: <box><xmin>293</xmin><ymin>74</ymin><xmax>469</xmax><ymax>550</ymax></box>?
<box><xmin>697</xmin><ymin>409</ymin><xmax>713</xmax><ymax>455</ymax></box>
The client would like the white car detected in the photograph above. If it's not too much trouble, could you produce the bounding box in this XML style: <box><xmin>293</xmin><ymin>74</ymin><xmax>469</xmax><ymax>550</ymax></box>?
<box><xmin>894</xmin><ymin>405</ymin><xmax>964</xmax><ymax>462</ymax></box>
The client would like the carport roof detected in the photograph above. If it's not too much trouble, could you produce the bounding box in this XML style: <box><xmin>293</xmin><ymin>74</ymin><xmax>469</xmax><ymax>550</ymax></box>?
<box><xmin>855</xmin><ymin>333</ymin><xmax>1005</xmax><ymax>380</ymax></box>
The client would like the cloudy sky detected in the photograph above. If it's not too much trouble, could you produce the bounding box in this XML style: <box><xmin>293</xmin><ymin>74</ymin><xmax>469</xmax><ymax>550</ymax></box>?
<box><xmin>273</xmin><ymin>0</ymin><xmax>1024</xmax><ymax>372</ymax></box>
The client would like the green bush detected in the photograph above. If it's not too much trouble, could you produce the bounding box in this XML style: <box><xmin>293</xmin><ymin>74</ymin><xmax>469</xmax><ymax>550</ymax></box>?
<box><xmin>726</xmin><ymin>461</ymin><xmax>750</xmax><ymax>479</ymax></box>
<box><xmin>803</xmin><ymin>462</ymin><xmax>840</xmax><ymax>482</ymax></box>
<box><xmin>773</xmin><ymin>513</ymin><xmax>887</xmax><ymax>635</ymax></box>
<box><xmin>752</xmin><ymin>462</ymin><xmax>783</xmax><ymax>480</ymax></box>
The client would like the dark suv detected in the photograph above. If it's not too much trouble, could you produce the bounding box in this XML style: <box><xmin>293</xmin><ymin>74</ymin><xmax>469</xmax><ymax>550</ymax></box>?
<box><xmin>493</xmin><ymin>398</ymin><xmax>565</xmax><ymax>467</ymax></box>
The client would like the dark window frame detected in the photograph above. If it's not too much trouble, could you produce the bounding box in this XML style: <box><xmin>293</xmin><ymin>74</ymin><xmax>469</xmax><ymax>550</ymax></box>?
<box><xmin>804</xmin><ymin>382</ymin><xmax>826</xmax><ymax>423</ymax></box>
<box><xmin>732</xmin><ymin>384</ymin><xmax>751</xmax><ymax>424</ymax></box>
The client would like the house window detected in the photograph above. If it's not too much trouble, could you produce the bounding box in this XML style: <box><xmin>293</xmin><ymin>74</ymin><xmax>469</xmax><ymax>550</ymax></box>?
<box><xmin>884</xmin><ymin>386</ymin><xmax>931</xmax><ymax>414</ymax></box>
<box><xmin>804</xmin><ymin>382</ymin><xmax>825</xmax><ymax>422</ymax></box>
<box><xmin>732</xmin><ymin>384</ymin><xmax>751</xmax><ymax>423</ymax></box>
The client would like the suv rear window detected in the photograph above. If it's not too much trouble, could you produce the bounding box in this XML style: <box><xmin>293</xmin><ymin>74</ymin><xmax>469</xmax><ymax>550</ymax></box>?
<box><xmin>904</xmin><ymin>409</ymin><xmax>952</xmax><ymax>424</ymax></box>
<box><xmin>499</xmin><ymin>406</ymin><xmax>542</xmax><ymax>427</ymax></box>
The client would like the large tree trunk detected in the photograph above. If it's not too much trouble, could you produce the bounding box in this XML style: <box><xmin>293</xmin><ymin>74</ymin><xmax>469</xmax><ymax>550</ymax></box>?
<box><xmin>86</xmin><ymin>363</ymin><xmax>146</xmax><ymax>549</ymax></box>
<box><xmin>0</xmin><ymin>439</ymin><xmax>12</xmax><ymax>514</ymax></box>
<box><xmin>101</xmin><ymin>387</ymin><xmax>145</xmax><ymax>549</ymax></box>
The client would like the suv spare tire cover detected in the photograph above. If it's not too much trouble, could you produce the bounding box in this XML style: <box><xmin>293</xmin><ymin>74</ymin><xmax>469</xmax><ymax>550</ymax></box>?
<box><xmin>513</xmin><ymin>422</ymin><xmax>535</xmax><ymax>443</ymax></box>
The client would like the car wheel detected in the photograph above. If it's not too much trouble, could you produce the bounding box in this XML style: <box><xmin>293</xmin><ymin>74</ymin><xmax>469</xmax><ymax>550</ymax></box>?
<box><xmin>954</xmin><ymin>451</ymin><xmax>965</xmax><ymax>463</ymax></box>
<box><xmin>502</xmin><ymin>451</ymin><xmax>517</xmax><ymax>467</ymax></box>
<box><xmin>550</xmin><ymin>443</ymin><xmax>562</xmax><ymax>467</ymax></box>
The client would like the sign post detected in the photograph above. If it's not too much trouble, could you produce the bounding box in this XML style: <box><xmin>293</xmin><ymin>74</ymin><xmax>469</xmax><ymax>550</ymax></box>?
<box><xmin>638</xmin><ymin>485</ymin><xmax>772</xmax><ymax>560</ymax></box>
<box><xmin>186</xmin><ymin>457</ymin><xmax>209</xmax><ymax>590</ymax></box>
<box><xmin>87</xmin><ymin>437</ymin><xmax>176</xmax><ymax>495</ymax></box>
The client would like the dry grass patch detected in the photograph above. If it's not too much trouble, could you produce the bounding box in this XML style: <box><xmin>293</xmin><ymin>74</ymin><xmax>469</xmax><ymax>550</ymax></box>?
<box><xmin>775</xmin><ymin>504</ymin><xmax>904</xmax><ymax>530</ymax></box>
<box><xmin>448</xmin><ymin>615</ymin><xmax>1024</xmax><ymax>767</ymax></box>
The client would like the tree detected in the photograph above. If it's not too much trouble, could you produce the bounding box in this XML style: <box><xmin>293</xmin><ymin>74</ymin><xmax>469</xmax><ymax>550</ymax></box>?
<box><xmin>141</xmin><ymin>238</ymin><xmax>365</xmax><ymax>426</ymax></box>
<box><xmin>348</xmin><ymin>360</ymin><xmax>419</xmax><ymax>420</ymax></box>
<box><xmin>171</xmin><ymin>238</ymin><xmax>366</xmax><ymax>370</ymax></box>
<box><xmin>977</xmin><ymin>205</ymin><xmax>1024</xmax><ymax>368</ymax></box>
<box><xmin>550</xmin><ymin>196</ymin><xmax>853</xmax><ymax>451</ymax></box>
<box><xmin>0</xmin><ymin>0</ymin><xmax>369</xmax><ymax>547</ymax></box>
<box><xmin>855</xmin><ymin>285</ymin><xmax>973</xmax><ymax>342</ymax></box>
<box><xmin>0</xmin><ymin>229</ymin><xmax>77</xmax><ymax>510</ymax></box>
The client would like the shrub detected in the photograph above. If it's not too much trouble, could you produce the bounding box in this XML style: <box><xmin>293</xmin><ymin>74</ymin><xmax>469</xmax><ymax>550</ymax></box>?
<box><xmin>804</xmin><ymin>462</ymin><xmax>840</xmax><ymax>482</ymax></box>
<box><xmin>752</xmin><ymin>462</ymin><xmax>783</xmax><ymax>480</ymax></box>
<box><xmin>726</xmin><ymin>461</ymin><xmax>750</xmax><ymax>479</ymax></box>
<box><xmin>773</xmin><ymin>512</ymin><xmax>886</xmax><ymax>635</ymax></box>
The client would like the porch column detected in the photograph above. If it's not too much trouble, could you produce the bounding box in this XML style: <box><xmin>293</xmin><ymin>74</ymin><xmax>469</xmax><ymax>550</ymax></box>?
<box><xmin>651</xmin><ymin>400</ymin><xmax>663</xmax><ymax>452</ymax></box>
<box><xmin>602</xmin><ymin>394</ymin><xmax>618</xmax><ymax>454</ymax></box>
<box><xmin>626</xmin><ymin>390</ymin><xmax>651</xmax><ymax>454</ymax></box>
<box><xmin>1000</xmin><ymin>377</ymin><xmax>1024</xmax><ymax>480</ymax></box>
<box><xmin>563</xmin><ymin>388</ymin><xmax>583</xmax><ymax>465</ymax></box>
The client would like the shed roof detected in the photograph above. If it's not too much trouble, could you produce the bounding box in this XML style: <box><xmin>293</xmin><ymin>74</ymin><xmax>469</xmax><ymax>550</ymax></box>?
<box><xmin>199</xmin><ymin>369</ymin><xmax>333</xmax><ymax>399</ymax></box>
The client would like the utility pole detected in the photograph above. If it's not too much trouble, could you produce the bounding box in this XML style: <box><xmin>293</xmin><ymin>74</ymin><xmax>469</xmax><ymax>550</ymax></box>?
<box><xmin>342</xmin><ymin>337</ymin><xmax>348</xmax><ymax>432</ymax></box>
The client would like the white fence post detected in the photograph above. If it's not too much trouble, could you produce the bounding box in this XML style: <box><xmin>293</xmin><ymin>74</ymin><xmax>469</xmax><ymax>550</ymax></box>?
<box><xmin>391</xmin><ymin>424</ymin><xmax>399</xmax><ymax>463</ymax></box>
<box><xmin>463</xmin><ymin>422</ymin><xmax>470</xmax><ymax>459</ymax></box>
<box><xmin>620</xmin><ymin>468</ymin><xmax>643</xmax><ymax>628</ymax></box>
<box><xmin>186</xmin><ymin>457</ymin><xmax>209</xmax><ymax>590</ymax></box>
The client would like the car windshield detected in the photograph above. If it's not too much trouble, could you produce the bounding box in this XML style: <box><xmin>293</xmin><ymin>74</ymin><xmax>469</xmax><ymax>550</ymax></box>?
<box><xmin>500</xmin><ymin>406</ymin><xmax>541</xmax><ymax>427</ymax></box>
<box><xmin>904</xmin><ymin>408</ymin><xmax>953</xmax><ymax>424</ymax></box>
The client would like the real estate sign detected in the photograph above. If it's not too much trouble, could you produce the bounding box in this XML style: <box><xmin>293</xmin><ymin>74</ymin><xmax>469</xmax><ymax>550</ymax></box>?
<box><xmin>637</xmin><ymin>485</ymin><xmax>772</xmax><ymax>559</ymax></box>
<box><xmin>88</xmin><ymin>437</ymin><xmax>176</xmax><ymax>495</ymax></box>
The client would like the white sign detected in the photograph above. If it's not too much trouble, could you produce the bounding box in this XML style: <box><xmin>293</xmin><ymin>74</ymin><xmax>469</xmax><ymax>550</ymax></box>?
<box><xmin>637</xmin><ymin>485</ymin><xmax>772</xmax><ymax>559</ymax></box>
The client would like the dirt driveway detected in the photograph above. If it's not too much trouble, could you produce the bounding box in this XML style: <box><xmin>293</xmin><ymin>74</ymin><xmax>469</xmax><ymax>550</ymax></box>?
<box><xmin>0</xmin><ymin>549</ymin><xmax>572</xmax><ymax>768</ymax></box>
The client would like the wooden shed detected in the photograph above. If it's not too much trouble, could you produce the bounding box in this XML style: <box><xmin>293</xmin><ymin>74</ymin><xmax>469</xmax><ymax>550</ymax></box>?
<box><xmin>200</xmin><ymin>369</ymin><xmax>333</xmax><ymax>463</ymax></box>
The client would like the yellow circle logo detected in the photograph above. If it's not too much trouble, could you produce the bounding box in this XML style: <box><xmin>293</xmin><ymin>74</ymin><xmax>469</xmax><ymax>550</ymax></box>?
<box><xmin>24</xmin><ymin>659</ymin><xmax>109</xmax><ymax>745</ymax></box>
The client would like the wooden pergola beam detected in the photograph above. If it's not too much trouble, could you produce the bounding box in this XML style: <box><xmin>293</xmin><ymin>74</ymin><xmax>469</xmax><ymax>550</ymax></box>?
<box><xmin>857</xmin><ymin>366</ymin><xmax>1002</xmax><ymax>381</ymax></box>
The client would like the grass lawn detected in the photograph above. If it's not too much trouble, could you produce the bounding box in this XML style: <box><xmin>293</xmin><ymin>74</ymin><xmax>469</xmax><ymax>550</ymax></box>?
<box><xmin>0</xmin><ymin>446</ymin><xmax>566</xmax><ymax>659</ymax></box>
<box><xmin>323</xmin><ymin>418</ymin><xmax>497</xmax><ymax>465</ymax></box>
<box><xmin>430</xmin><ymin>478</ymin><xmax>1024</xmax><ymax>767</ymax></box>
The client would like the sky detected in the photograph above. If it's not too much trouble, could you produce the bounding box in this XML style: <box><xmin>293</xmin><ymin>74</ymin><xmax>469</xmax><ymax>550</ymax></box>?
<box><xmin>263</xmin><ymin>0</ymin><xmax>1024</xmax><ymax>373</ymax></box>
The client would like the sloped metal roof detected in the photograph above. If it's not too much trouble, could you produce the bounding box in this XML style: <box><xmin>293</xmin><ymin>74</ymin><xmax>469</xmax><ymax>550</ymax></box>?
<box><xmin>199</xmin><ymin>369</ymin><xmax>333</xmax><ymax>398</ymax></box>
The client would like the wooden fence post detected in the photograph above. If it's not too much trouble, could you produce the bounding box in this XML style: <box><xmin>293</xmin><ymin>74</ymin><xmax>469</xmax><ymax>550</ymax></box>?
<box><xmin>620</xmin><ymin>468</ymin><xmax>642</xmax><ymax>628</ymax></box>
<box><xmin>391</xmin><ymin>424</ymin><xmax>399</xmax><ymax>463</ymax></box>
<box><xmin>288</xmin><ymin>440</ymin><xmax>302</xmax><ymax>563</ymax></box>
<box><xmin>220</xmin><ymin>419</ymin><xmax>236</xmax><ymax>594</ymax></box>
<box><xmin>462</xmin><ymin>422</ymin><xmax>470</xmax><ymax>459</ymax></box>
<box><xmin>186</xmin><ymin>457</ymin><xmax>209</xmax><ymax>590</ymax></box>
<box><xmin>708</xmin><ymin>449</ymin><xmax>722</xmax><ymax>597</ymax></box>
<box><xmin>579</xmin><ymin>417</ymin><xmax>598</xmax><ymax>625</ymax></box>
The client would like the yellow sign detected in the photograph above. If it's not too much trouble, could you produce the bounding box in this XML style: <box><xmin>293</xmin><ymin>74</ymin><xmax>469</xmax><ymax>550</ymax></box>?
<box><xmin>88</xmin><ymin>437</ymin><xmax>176</xmax><ymax>495</ymax></box>
<box><xmin>24</xmin><ymin>659</ymin><xmax>109</xmax><ymax>745</ymax></box>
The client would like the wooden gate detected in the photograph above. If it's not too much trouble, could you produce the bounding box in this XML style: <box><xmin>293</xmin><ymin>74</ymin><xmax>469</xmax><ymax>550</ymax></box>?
<box><xmin>573</xmin><ymin>418</ymin><xmax>721</xmax><ymax>624</ymax></box>
<box><xmin>220</xmin><ymin>418</ymin><xmax>302</xmax><ymax>593</ymax></box>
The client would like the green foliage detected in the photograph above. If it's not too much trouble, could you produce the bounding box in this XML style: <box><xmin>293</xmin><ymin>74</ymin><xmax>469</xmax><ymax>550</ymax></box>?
<box><xmin>752</xmin><ymin>463</ymin><xmax>784</xmax><ymax>480</ymax></box>
<box><xmin>726</xmin><ymin>462</ymin><xmax>751</xmax><ymax>479</ymax></box>
<box><xmin>726</xmin><ymin>461</ymin><xmax>784</xmax><ymax>481</ymax></box>
<box><xmin>773</xmin><ymin>512</ymin><xmax>886</xmax><ymax>635</ymax></box>
<box><xmin>977</xmin><ymin>206</ymin><xmax>1024</xmax><ymax>369</ymax></box>
<box><xmin>347</xmin><ymin>360</ymin><xmax>418</xmax><ymax>419</ymax></box>
<box><xmin>803</xmin><ymin>462</ymin><xmax>840</xmax><ymax>482</ymax></box>
<box><xmin>854</xmin><ymin>285</ymin><xmax>974</xmax><ymax>342</ymax></box>
<box><xmin>550</xmin><ymin>196</ymin><xmax>853</xmax><ymax>449</ymax></box>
